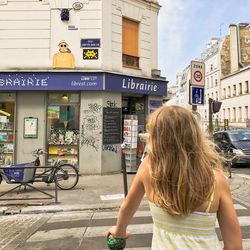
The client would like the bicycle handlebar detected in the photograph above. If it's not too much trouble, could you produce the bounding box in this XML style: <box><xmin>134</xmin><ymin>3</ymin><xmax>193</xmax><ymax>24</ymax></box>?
<box><xmin>32</xmin><ymin>149</ymin><xmax>46</xmax><ymax>156</ymax></box>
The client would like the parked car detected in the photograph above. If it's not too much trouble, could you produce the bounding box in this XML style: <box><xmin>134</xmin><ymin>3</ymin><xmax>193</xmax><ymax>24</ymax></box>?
<box><xmin>213</xmin><ymin>130</ymin><xmax>250</xmax><ymax>167</ymax></box>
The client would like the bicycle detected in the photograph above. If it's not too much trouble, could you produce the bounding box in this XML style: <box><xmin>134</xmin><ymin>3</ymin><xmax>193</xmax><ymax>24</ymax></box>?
<box><xmin>0</xmin><ymin>148</ymin><xmax>79</xmax><ymax>190</ymax></box>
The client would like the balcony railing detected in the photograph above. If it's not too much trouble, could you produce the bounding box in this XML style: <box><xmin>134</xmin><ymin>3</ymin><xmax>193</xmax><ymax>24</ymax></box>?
<box><xmin>123</xmin><ymin>54</ymin><xmax>139</xmax><ymax>69</ymax></box>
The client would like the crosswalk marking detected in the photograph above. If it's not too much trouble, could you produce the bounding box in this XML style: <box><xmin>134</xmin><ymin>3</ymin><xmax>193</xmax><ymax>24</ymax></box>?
<box><xmin>85</xmin><ymin>224</ymin><xmax>153</xmax><ymax>238</ymax></box>
<box><xmin>18</xmin><ymin>201</ymin><xmax>250</xmax><ymax>250</ymax></box>
<box><xmin>27</xmin><ymin>228</ymin><xmax>85</xmax><ymax>243</ymax></box>
<box><xmin>234</xmin><ymin>203</ymin><xmax>247</xmax><ymax>210</ymax></box>
<box><xmin>236</xmin><ymin>174</ymin><xmax>250</xmax><ymax>180</ymax></box>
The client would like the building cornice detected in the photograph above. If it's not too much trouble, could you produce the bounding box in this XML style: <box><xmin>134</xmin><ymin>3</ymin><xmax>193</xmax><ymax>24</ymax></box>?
<box><xmin>221</xmin><ymin>65</ymin><xmax>250</xmax><ymax>80</ymax></box>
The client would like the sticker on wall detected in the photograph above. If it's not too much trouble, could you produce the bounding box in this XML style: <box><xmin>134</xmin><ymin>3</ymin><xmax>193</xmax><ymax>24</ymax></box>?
<box><xmin>53</xmin><ymin>40</ymin><xmax>75</xmax><ymax>68</ymax></box>
<box><xmin>83</xmin><ymin>49</ymin><xmax>98</xmax><ymax>60</ymax></box>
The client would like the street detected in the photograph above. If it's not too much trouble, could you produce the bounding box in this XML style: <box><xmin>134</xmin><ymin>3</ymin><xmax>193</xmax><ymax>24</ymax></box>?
<box><xmin>0</xmin><ymin>167</ymin><xmax>250</xmax><ymax>250</ymax></box>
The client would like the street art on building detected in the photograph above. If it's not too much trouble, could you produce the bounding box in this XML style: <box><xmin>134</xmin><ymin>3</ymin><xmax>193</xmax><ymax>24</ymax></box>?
<box><xmin>53</xmin><ymin>40</ymin><xmax>75</xmax><ymax>69</ymax></box>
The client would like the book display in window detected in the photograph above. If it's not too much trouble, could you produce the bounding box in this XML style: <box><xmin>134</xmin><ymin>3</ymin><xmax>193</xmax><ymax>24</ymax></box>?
<box><xmin>123</xmin><ymin>115</ymin><xmax>138</xmax><ymax>173</ymax></box>
<box><xmin>0</xmin><ymin>120</ymin><xmax>14</xmax><ymax>166</ymax></box>
<box><xmin>47</xmin><ymin>129</ymin><xmax>79</xmax><ymax>167</ymax></box>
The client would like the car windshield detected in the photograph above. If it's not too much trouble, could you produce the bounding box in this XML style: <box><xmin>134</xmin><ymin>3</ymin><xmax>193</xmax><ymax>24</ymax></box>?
<box><xmin>227</xmin><ymin>131</ymin><xmax>250</xmax><ymax>141</ymax></box>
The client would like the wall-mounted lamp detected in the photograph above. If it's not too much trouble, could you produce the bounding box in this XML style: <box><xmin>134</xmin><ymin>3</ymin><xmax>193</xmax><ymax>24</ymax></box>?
<box><xmin>59</xmin><ymin>2</ymin><xmax>83</xmax><ymax>22</ymax></box>
<box><xmin>60</xmin><ymin>9</ymin><xmax>70</xmax><ymax>21</ymax></box>
<box><xmin>151</xmin><ymin>69</ymin><xmax>161</xmax><ymax>78</ymax></box>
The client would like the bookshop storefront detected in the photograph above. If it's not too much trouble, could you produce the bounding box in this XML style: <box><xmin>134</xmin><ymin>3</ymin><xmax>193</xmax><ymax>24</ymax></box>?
<box><xmin>0</xmin><ymin>72</ymin><xmax>167</xmax><ymax>174</ymax></box>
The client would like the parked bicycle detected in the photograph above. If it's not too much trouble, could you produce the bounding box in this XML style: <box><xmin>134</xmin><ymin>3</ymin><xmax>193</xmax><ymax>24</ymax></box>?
<box><xmin>0</xmin><ymin>148</ymin><xmax>79</xmax><ymax>190</ymax></box>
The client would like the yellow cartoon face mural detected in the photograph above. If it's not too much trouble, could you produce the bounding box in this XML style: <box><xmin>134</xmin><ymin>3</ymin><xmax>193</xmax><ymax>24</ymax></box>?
<box><xmin>53</xmin><ymin>41</ymin><xmax>75</xmax><ymax>69</ymax></box>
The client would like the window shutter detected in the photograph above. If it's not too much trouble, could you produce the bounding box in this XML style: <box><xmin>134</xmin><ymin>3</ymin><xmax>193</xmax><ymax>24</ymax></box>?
<box><xmin>122</xmin><ymin>18</ymin><xmax>139</xmax><ymax>56</ymax></box>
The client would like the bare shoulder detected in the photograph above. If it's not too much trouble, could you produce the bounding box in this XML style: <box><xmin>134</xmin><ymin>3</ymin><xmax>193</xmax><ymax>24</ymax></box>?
<box><xmin>136</xmin><ymin>157</ymin><xmax>151</xmax><ymax>183</ymax></box>
<box><xmin>214</xmin><ymin>169</ymin><xmax>231</xmax><ymax>195</ymax></box>
<box><xmin>137</xmin><ymin>156</ymin><xmax>150</xmax><ymax>174</ymax></box>
<box><xmin>214</xmin><ymin>169</ymin><xmax>227</xmax><ymax>182</ymax></box>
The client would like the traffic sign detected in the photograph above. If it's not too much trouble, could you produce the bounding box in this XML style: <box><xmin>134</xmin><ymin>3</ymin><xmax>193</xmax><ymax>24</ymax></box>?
<box><xmin>190</xmin><ymin>86</ymin><xmax>204</xmax><ymax>105</ymax></box>
<box><xmin>190</xmin><ymin>60</ymin><xmax>205</xmax><ymax>86</ymax></box>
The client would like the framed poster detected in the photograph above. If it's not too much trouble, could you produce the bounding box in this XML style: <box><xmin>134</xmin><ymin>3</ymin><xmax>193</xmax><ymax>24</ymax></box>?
<box><xmin>24</xmin><ymin>117</ymin><xmax>38</xmax><ymax>138</ymax></box>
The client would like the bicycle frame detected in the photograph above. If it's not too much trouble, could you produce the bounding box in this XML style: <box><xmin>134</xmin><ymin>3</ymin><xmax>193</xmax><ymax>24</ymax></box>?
<box><xmin>0</xmin><ymin>149</ymin><xmax>79</xmax><ymax>190</ymax></box>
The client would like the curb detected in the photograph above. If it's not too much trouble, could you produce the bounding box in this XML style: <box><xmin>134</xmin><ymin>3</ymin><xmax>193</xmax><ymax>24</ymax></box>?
<box><xmin>1</xmin><ymin>199</ymin><xmax>150</xmax><ymax>216</ymax></box>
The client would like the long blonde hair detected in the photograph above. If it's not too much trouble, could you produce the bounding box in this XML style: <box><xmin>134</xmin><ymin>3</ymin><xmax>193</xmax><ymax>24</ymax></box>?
<box><xmin>147</xmin><ymin>105</ymin><xmax>223</xmax><ymax>215</ymax></box>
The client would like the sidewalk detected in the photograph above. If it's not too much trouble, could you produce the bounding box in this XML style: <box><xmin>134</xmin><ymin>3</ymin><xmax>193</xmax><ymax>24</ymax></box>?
<box><xmin>0</xmin><ymin>172</ymin><xmax>249</xmax><ymax>215</ymax></box>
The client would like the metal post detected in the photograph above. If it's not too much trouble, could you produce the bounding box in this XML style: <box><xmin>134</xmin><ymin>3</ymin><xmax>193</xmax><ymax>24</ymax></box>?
<box><xmin>208</xmin><ymin>98</ymin><xmax>213</xmax><ymax>134</ymax></box>
<box><xmin>55</xmin><ymin>181</ymin><xmax>58</xmax><ymax>203</ymax></box>
<box><xmin>121</xmin><ymin>144</ymin><xmax>128</xmax><ymax>197</ymax></box>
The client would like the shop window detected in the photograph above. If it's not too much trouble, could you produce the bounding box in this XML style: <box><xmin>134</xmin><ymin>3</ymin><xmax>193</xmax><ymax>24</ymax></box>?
<box><xmin>0</xmin><ymin>93</ymin><xmax>16</xmax><ymax>166</ymax></box>
<box><xmin>122</xmin><ymin>17</ymin><xmax>139</xmax><ymax>69</ymax></box>
<box><xmin>47</xmin><ymin>93</ymin><xmax>80</xmax><ymax>167</ymax></box>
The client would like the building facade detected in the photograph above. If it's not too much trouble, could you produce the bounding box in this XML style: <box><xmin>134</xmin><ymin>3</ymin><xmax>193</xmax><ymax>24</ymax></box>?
<box><xmin>220</xmin><ymin>24</ymin><xmax>250</xmax><ymax>130</ymax></box>
<box><xmin>198</xmin><ymin>38</ymin><xmax>222</xmax><ymax>131</ymax></box>
<box><xmin>172</xmin><ymin>23</ymin><xmax>250</xmax><ymax>132</ymax></box>
<box><xmin>0</xmin><ymin>0</ymin><xmax>167</xmax><ymax>174</ymax></box>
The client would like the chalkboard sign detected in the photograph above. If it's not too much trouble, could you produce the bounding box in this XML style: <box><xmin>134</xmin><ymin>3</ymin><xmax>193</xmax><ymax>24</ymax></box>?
<box><xmin>103</xmin><ymin>108</ymin><xmax>122</xmax><ymax>144</ymax></box>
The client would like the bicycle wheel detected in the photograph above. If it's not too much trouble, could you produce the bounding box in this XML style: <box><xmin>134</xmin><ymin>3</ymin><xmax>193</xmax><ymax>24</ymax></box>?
<box><xmin>55</xmin><ymin>164</ymin><xmax>79</xmax><ymax>190</ymax></box>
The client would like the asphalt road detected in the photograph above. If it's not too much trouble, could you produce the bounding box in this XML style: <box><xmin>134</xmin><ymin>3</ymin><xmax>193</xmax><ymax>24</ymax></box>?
<box><xmin>1</xmin><ymin>167</ymin><xmax>250</xmax><ymax>250</ymax></box>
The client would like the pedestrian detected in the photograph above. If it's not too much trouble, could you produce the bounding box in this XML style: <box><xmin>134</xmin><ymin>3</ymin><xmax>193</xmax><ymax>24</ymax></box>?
<box><xmin>107</xmin><ymin>105</ymin><xmax>242</xmax><ymax>249</ymax></box>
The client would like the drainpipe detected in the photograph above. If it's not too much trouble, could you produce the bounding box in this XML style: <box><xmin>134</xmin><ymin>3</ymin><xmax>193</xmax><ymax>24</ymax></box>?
<box><xmin>237</xmin><ymin>24</ymin><xmax>247</xmax><ymax>68</ymax></box>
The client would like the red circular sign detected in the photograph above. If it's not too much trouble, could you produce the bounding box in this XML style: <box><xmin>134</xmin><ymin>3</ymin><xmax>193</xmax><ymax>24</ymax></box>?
<box><xmin>194</xmin><ymin>70</ymin><xmax>202</xmax><ymax>82</ymax></box>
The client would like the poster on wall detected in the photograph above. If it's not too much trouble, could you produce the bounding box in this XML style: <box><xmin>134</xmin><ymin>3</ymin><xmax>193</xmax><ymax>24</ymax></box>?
<box><xmin>24</xmin><ymin>117</ymin><xmax>38</xmax><ymax>138</ymax></box>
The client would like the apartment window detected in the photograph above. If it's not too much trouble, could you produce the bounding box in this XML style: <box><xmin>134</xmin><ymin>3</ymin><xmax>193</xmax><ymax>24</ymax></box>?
<box><xmin>233</xmin><ymin>84</ymin><xmax>236</xmax><ymax>96</ymax></box>
<box><xmin>122</xmin><ymin>18</ymin><xmax>139</xmax><ymax>68</ymax></box>
<box><xmin>223</xmin><ymin>88</ymin><xmax>226</xmax><ymax>99</ymax></box>
<box><xmin>228</xmin><ymin>108</ymin><xmax>231</xmax><ymax>121</ymax></box>
<box><xmin>245</xmin><ymin>106</ymin><xmax>249</xmax><ymax>120</ymax></box>
<box><xmin>215</xmin><ymin>78</ymin><xmax>218</xmax><ymax>86</ymax></box>
<box><xmin>245</xmin><ymin>81</ymin><xmax>249</xmax><ymax>94</ymax></box>
<box><xmin>227</xmin><ymin>86</ymin><xmax>231</xmax><ymax>98</ymax></box>
<box><xmin>216</xmin><ymin>91</ymin><xmax>218</xmax><ymax>101</ymax></box>
<box><xmin>238</xmin><ymin>107</ymin><xmax>242</xmax><ymax>122</ymax></box>
<box><xmin>210</xmin><ymin>64</ymin><xmax>213</xmax><ymax>71</ymax></box>
<box><xmin>223</xmin><ymin>109</ymin><xmax>226</xmax><ymax>120</ymax></box>
<box><xmin>233</xmin><ymin>107</ymin><xmax>236</xmax><ymax>121</ymax></box>
<box><xmin>211</xmin><ymin>76</ymin><xmax>213</xmax><ymax>88</ymax></box>
<box><xmin>207</xmin><ymin>78</ymin><xmax>209</xmax><ymax>89</ymax></box>
<box><xmin>211</xmin><ymin>92</ymin><xmax>214</xmax><ymax>100</ymax></box>
<box><xmin>239</xmin><ymin>82</ymin><xmax>242</xmax><ymax>95</ymax></box>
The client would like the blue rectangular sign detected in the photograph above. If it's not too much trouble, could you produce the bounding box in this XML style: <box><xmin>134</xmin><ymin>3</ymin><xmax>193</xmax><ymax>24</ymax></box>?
<box><xmin>190</xmin><ymin>86</ymin><xmax>205</xmax><ymax>105</ymax></box>
<box><xmin>80</xmin><ymin>39</ymin><xmax>101</xmax><ymax>48</ymax></box>
<box><xmin>105</xmin><ymin>73</ymin><xmax>168</xmax><ymax>96</ymax></box>
<box><xmin>0</xmin><ymin>72</ymin><xmax>103</xmax><ymax>91</ymax></box>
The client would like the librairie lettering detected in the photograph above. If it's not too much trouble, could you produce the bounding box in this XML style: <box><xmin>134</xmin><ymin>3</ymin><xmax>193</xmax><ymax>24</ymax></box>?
<box><xmin>0</xmin><ymin>74</ymin><xmax>48</xmax><ymax>87</ymax></box>
<box><xmin>122</xmin><ymin>78</ymin><xmax>158</xmax><ymax>92</ymax></box>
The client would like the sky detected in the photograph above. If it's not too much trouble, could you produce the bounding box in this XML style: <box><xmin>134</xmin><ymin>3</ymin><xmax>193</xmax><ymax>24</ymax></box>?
<box><xmin>158</xmin><ymin>0</ymin><xmax>250</xmax><ymax>86</ymax></box>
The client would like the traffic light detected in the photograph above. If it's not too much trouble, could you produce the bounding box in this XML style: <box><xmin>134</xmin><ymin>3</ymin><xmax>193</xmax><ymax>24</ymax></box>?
<box><xmin>208</xmin><ymin>98</ymin><xmax>222</xmax><ymax>134</ymax></box>
<box><xmin>211</xmin><ymin>100</ymin><xmax>222</xmax><ymax>113</ymax></box>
